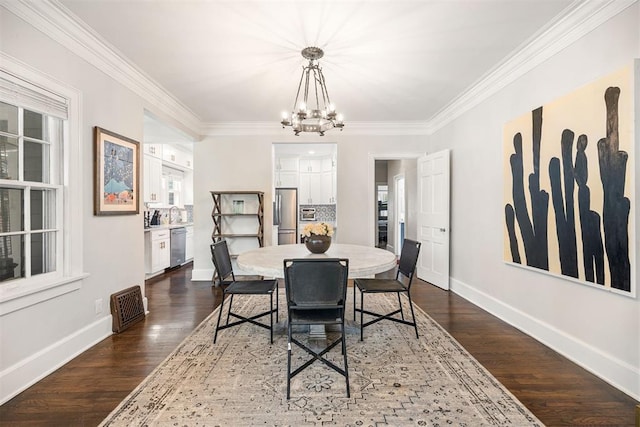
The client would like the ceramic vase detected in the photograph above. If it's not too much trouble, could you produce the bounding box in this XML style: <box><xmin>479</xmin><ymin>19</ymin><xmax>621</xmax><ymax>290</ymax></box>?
<box><xmin>305</xmin><ymin>235</ymin><xmax>331</xmax><ymax>254</ymax></box>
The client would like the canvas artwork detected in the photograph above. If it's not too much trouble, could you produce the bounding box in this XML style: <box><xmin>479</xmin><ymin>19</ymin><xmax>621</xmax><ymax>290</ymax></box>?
<box><xmin>503</xmin><ymin>62</ymin><xmax>636</xmax><ymax>297</ymax></box>
<box><xmin>94</xmin><ymin>127</ymin><xmax>140</xmax><ymax>215</ymax></box>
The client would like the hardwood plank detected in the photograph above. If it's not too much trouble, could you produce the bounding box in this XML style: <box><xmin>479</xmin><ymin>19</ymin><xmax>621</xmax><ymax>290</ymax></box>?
<box><xmin>0</xmin><ymin>263</ymin><xmax>637</xmax><ymax>426</ymax></box>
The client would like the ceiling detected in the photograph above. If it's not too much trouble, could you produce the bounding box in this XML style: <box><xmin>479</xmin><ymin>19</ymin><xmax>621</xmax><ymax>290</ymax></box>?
<box><xmin>60</xmin><ymin>0</ymin><xmax>574</xmax><ymax>129</ymax></box>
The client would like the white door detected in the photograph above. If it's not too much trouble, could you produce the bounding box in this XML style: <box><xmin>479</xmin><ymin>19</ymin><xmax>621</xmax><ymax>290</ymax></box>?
<box><xmin>417</xmin><ymin>150</ymin><xmax>450</xmax><ymax>290</ymax></box>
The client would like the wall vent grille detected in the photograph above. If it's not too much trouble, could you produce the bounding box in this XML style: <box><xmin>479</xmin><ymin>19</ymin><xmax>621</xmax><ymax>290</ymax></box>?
<box><xmin>110</xmin><ymin>285</ymin><xmax>145</xmax><ymax>333</ymax></box>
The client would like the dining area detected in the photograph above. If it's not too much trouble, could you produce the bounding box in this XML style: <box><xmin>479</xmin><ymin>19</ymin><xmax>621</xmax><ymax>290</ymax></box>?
<box><xmin>210</xmin><ymin>234</ymin><xmax>423</xmax><ymax>400</ymax></box>
<box><xmin>5</xmin><ymin>239</ymin><xmax>631</xmax><ymax>426</ymax></box>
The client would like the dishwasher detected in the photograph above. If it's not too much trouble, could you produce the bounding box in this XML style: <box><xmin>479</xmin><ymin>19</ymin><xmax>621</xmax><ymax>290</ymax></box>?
<box><xmin>170</xmin><ymin>227</ymin><xmax>187</xmax><ymax>267</ymax></box>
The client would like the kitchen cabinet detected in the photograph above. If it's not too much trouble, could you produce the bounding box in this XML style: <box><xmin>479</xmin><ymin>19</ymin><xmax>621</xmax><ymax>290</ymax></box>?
<box><xmin>273</xmin><ymin>152</ymin><xmax>337</xmax><ymax>205</ymax></box>
<box><xmin>321</xmin><ymin>156</ymin><xmax>336</xmax><ymax>203</ymax></box>
<box><xmin>145</xmin><ymin>229</ymin><xmax>171</xmax><ymax>274</ymax></box>
<box><xmin>185</xmin><ymin>226</ymin><xmax>194</xmax><ymax>260</ymax></box>
<box><xmin>276</xmin><ymin>171</ymin><xmax>298</xmax><ymax>187</ymax></box>
<box><xmin>276</xmin><ymin>156</ymin><xmax>299</xmax><ymax>172</ymax></box>
<box><xmin>274</xmin><ymin>156</ymin><xmax>298</xmax><ymax>187</ymax></box>
<box><xmin>299</xmin><ymin>156</ymin><xmax>335</xmax><ymax>204</ymax></box>
<box><xmin>163</xmin><ymin>145</ymin><xmax>193</xmax><ymax>170</ymax></box>
<box><xmin>144</xmin><ymin>143</ymin><xmax>162</xmax><ymax>158</ymax></box>
<box><xmin>143</xmin><ymin>154</ymin><xmax>164</xmax><ymax>203</ymax></box>
<box><xmin>298</xmin><ymin>156</ymin><xmax>323</xmax><ymax>204</ymax></box>
<box><xmin>299</xmin><ymin>158</ymin><xmax>322</xmax><ymax>173</ymax></box>
<box><xmin>299</xmin><ymin>172</ymin><xmax>322</xmax><ymax>204</ymax></box>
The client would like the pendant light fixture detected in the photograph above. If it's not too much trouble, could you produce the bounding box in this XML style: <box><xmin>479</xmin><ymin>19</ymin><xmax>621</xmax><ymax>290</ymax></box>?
<box><xmin>280</xmin><ymin>47</ymin><xmax>344</xmax><ymax>136</ymax></box>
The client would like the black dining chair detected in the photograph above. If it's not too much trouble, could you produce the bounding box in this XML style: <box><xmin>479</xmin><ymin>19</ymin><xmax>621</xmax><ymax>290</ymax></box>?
<box><xmin>283</xmin><ymin>258</ymin><xmax>350</xmax><ymax>399</ymax></box>
<box><xmin>353</xmin><ymin>239</ymin><xmax>421</xmax><ymax>340</ymax></box>
<box><xmin>210</xmin><ymin>240</ymin><xmax>278</xmax><ymax>344</ymax></box>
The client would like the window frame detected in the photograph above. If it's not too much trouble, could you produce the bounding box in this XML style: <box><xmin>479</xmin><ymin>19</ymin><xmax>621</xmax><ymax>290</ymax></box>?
<box><xmin>0</xmin><ymin>53</ymin><xmax>87</xmax><ymax>316</ymax></box>
<box><xmin>0</xmin><ymin>106</ymin><xmax>63</xmax><ymax>282</ymax></box>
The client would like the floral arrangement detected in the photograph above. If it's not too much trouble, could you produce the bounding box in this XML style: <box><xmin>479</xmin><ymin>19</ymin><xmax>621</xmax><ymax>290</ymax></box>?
<box><xmin>302</xmin><ymin>222</ymin><xmax>334</xmax><ymax>237</ymax></box>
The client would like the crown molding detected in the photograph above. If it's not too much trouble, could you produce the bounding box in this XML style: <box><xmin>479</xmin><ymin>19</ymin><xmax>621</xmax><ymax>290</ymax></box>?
<box><xmin>425</xmin><ymin>0</ymin><xmax>638</xmax><ymax>135</ymax></box>
<box><xmin>3</xmin><ymin>0</ymin><xmax>635</xmax><ymax>138</ymax></box>
<box><xmin>201</xmin><ymin>121</ymin><xmax>430</xmax><ymax>137</ymax></box>
<box><xmin>1</xmin><ymin>0</ymin><xmax>203</xmax><ymax>134</ymax></box>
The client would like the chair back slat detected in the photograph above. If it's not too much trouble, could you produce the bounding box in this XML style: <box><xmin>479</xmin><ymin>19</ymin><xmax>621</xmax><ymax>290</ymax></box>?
<box><xmin>397</xmin><ymin>239</ymin><xmax>421</xmax><ymax>284</ymax></box>
<box><xmin>284</xmin><ymin>258</ymin><xmax>349</xmax><ymax>308</ymax></box>
<box><xmin>210</xmin><ymin>240</ymin><xmax>235</xmax><ymax>283</ymax></box>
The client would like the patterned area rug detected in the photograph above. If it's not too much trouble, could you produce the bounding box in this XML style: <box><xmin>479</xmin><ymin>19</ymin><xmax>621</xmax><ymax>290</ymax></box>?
<box><xmin>100</xmin><ymin>291</ymin><xmax>543</xmax><ymax>426</ymax></box>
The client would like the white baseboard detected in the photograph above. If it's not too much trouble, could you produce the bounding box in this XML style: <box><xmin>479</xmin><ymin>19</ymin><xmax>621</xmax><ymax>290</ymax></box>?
<box><xmin>191</xmin><ymin>268</ymin><xmax>214</xmax><ymax>282</ymax></box>
<box><xmin>0</xmin><ymin>315</ymin><xmax>113</xmax><ymax>405</ymax></box>
<box><xmin>450</xmin><ymin>278</ymin><xmax>640</xmax><ymax>401</ymax></box>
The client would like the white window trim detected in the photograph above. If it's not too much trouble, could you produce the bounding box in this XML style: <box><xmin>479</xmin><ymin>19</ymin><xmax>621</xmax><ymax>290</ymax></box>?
<box><xmin>0</xmin><ymin>52</ymin><xmax>87</xmax><ymax>315</ymax></box>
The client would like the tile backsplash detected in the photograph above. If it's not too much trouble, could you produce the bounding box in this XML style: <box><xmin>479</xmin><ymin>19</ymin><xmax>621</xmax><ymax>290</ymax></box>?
<box><xmin>184</xmin><ymin>204</ymin><xmax>193</xmax><ymax>222</ymax></box>
<box><xmin>300</xmin><ymin>204</ymin><xmax>336</xmax><ymax>222</ymax></box>
<box><xmin>145</xmin><ymin>205</ymin><xmax>192</xmax><ymax>226</ymax></box>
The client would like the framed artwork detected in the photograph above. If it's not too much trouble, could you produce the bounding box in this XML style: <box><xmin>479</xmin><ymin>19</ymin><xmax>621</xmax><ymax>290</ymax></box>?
<box><xmin>503</xmin><ymin>61</ymin><xmax>636</xmax><ymax>297</ymax></box>
<box><xmin>94</xmin><ymin>126</ymin><xmax>140</xmax><ymax>216</ymax></box>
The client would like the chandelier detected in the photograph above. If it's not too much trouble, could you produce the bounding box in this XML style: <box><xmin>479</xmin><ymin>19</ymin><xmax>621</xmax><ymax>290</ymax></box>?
<box><xmin>280</xmin><ymin>47</ymin><xmax>344</xmax><ymax>136</ymax></box>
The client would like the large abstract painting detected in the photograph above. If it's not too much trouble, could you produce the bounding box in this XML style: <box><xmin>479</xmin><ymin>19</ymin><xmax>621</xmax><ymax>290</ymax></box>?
<box><xmin>503</xmin><ymin>62</ymin><xmax>636</xmax><ymax>297</ymax></box>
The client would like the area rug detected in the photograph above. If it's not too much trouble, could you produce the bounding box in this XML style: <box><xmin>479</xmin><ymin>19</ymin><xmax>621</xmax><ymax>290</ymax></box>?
<box><xmin>100</xmin><ymin>291</ymin><xmax>543</xmax><ymax>426</ymax></box>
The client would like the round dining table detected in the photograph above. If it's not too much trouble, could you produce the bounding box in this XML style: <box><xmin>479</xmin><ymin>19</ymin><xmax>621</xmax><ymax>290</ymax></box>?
<box><xmin>236</xmin><ymin>243</ymin><xmax>397</xmax><ymax>278</ymax></box>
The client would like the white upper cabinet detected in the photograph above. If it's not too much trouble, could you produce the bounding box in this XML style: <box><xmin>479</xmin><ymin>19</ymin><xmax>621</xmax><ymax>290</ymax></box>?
<box><xmin>144</xmin><ymin>142</ymin><xmax>193</xmax><ymax>206</ymax></box>
<box><xmin>273</xmin><ymin>144</ymin><xmax>337</xmax><ymax>205</ymax></box>
<box><xmin>162</xmin><ymin>145</ymin><xmax>193</xmax><ymax>170</ymax></box>
<box><xmin>274</xmin><ymin>156</ymin><xmax>299</xmax><ymax>187</ymax></box>
<box><xmin>299</xmin><ymin>156</ymin><xmax>330</xmax><ymax>204</ymax></box>
<box><xmin>144</xmin><ymin>154</ymin><xmax>164</xmax><ymax>204</ymax></box>
<box><xmin>321</xmin><ymin>156</ymin><xmax>336</xmax><ymax>204</ymax></box>
<box><xmin>276</xmin><ymin>156</ymin><xmax>299</xmax><ymax>172</ymax></box>
<box><xmin>299</xmin><ymin>172</ymin><xmax>323</xmax><ymax>204</ymax></box>
<box><xmin>144</xmin><ymin>143</ymin><xmax>163</xmax><ymax>159</ymax></box>
<box><xmin>299</xmin><ymin>158</ymin><xmax>322</xmax><ymax>173</ymax></box>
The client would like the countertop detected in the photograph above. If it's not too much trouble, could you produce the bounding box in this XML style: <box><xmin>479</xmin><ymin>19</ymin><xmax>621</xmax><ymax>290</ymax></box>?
<box><xmin>144</xmin><ymin>222</ymin><xmax>193</xmax><ymax>232</ymax></box>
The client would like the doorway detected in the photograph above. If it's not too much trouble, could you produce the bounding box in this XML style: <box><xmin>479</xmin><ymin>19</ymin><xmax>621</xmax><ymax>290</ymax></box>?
<box><xmin>394</xmin><ymin>175</ymin><xmax>405</xmax><ymax>256</ymax></box>
<box><xmin>376</xmin><ymin>184</ymin><xmax>388</xmax><ymax>248</ymax></box>
<box><xmin>369</xmin><ymin>155</ymin><xmax>420</xmax><ymax>253</ymax></box>
<box><xmin>273</xmin><ymin>143</ymin><xmax>337</xmax><ymax>244</ymax></box>
<box><xmin>368</xmin><ymin>151</ymin><xmax>451</xmax><ymax>290</ymax></box>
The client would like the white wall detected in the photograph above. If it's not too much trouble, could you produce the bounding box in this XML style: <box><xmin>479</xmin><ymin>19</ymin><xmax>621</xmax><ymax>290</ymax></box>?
<box><xmin>191</xmin><ymin>134</ymin><xmax>427</xmax><ymax>280</ymax></box>
<box><xmin>429</xmin><ymin>4</ymin><xmax>640</xmax><ymax>399</ymax></box>
<box><xmin>0</xmin><ymin>8</ymin><xmax>183</xmax><ymax>403</ymax></box>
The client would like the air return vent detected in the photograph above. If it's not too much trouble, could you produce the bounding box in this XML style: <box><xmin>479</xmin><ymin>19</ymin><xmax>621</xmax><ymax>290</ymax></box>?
<box><xmin>110</xmin><ymin>285</ymin><xmax>145</xmax><ymax>333</ymax></box>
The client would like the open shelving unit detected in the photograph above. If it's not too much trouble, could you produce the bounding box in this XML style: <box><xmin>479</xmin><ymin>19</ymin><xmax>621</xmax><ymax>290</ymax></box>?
<box><xmin>210</xmin><ymin>191</ymin><xmax>265</xmax><ymax>258</ymax></box>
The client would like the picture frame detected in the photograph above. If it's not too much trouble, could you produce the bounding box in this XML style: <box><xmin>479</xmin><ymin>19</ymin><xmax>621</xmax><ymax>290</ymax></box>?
<box><xmin>94</xmin><ymin>126</ymin><xmax>140</xmax><ymax>216</ymax></box>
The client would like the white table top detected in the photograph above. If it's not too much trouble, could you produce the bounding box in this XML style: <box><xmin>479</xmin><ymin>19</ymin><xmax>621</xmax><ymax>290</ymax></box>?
<box><xmin>236</xmin><ymin>243</ymin><xmax>397</xmax><ymax>278</ymax></box>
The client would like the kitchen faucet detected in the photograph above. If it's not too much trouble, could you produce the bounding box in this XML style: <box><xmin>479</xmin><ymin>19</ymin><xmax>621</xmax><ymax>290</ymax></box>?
<box><xmin>169</xmin><ymin>205</ymin><xmax>180</xmax><ymax>224</ymax></box>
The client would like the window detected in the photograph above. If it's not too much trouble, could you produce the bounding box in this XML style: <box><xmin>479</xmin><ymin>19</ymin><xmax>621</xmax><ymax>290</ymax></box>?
<box><xmin>0</xmin><ymin>101</ymin><xmax>63</xmax><ymax>283</ymax></box>
<box><xmin>163</xmin><ymin>166</ymin><xmax>184</xmax><ymax>207</ymax></box>
<box><xmin>0</xmin><ymin>56</ymin><xmax>85</xmax><ymax>314</ymax></box>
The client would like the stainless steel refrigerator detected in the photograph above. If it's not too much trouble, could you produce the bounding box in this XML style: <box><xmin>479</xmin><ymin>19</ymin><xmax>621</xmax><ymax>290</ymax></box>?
<box><xmin>274</xmin><ymin>188</ymin><xmax>298</xmax><ymax>245</ymax></box>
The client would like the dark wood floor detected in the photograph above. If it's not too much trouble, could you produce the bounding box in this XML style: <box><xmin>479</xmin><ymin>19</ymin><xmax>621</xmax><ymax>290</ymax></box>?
<box><xmin>0</xmin><ymin>263</ymin><xmax>637</xmax><ymax>426</ymax></box>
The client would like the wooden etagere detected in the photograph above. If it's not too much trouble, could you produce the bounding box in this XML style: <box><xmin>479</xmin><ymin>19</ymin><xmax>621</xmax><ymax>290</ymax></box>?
<box><xmin>210</xmin><ymin>191</ymin><xmax>265</xmax><ymax>257</ymax></box>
